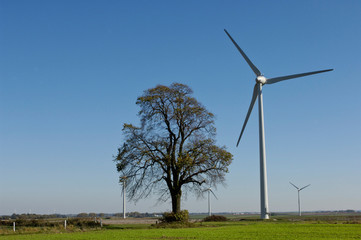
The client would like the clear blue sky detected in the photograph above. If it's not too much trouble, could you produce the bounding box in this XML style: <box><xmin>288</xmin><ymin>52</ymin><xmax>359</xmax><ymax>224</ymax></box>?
<box><xmin>1</xmin><ymin>0</ymin><xmax>360</xmax><ymax>215</ymax></box>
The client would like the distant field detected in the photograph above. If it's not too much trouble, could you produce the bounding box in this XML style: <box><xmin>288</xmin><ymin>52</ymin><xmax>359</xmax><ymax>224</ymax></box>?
<box><xmin>1</xmin><ymin>215</ymin><xmax>361</xmax><ymax>240</ymax></box>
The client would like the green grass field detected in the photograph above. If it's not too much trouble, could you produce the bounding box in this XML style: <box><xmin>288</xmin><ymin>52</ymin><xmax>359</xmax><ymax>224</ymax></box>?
<box><xmin>1</xmin><ymin>216</ymin><xmax>361</xmax><ymax>240</ymax></box>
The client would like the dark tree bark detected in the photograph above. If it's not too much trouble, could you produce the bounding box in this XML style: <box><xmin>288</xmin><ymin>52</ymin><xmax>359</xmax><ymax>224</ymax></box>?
<box><xmin>114</xmin><ymin>83</ymin><xmax>233</xmax><ymax>214</ymax></box>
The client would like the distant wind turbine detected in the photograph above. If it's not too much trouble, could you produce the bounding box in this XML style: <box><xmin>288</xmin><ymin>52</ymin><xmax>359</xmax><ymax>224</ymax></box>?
<box><xmin>224</xmin><ymin>29</ymin><xmax>333</xmax><ymax>219</ymax></box>
<box><xmin>290</xmin><ymin>182</ymin><xmax>311</xmax><ymax>216</ymax></box>
<box><xmin>204</xmin><ymin>188</ymin><xmax>218</xmax><ymax>216</ymax></box>
<box><xmin>120</xmin><ymin>176</ymin><xmax>127</xmax><ymax>219</ymax></box>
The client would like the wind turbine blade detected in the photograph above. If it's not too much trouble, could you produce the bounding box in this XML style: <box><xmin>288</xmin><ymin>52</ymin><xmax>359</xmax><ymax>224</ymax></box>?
<box><xmin>210</xmin><ymin>189</ymin><xmax>218</xmax><ymax>200</ymax></box>
<box><xmin>266</xmin><ymin>69</ymin><xmax>333</xmax><ymax>85</ymax></box>
<box><xmin>236</xmin><ymin>84</ymin><xmax>259</xmax><ymax>147</ymax></box>
<box><xmin>224</xmin><ymin>29</ymin><xmax>261</xmax><ymax>77</ymax></box>
<box><xmin>300</xmin><ymin>184</ymin><xmax>311</xmax><ymax>191</ymax></box>
<box><xmin>289</xmin><ymin>182</ymin><xmax>299</xmax><ymax>190</ymax></box>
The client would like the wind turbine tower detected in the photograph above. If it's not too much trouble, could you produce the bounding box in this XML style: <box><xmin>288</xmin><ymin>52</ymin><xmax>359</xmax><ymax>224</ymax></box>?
<box><xmin>224</xmin><ymin>29</ymin><xmax>332</xmax><ymax>219</ymax></box>
<box><xmin>120</xmin><ymin>176</ymin><xmax>127</xmax><ymax>219</ymax></box>
<box><xmin>205</xmin><ymin>188</ymin><xmax>218</xmax><ymax>216</ymax></box>
<box><xmin>290</xmin><ymin>182</ymin><xmax>311</xmax><ymax>216</ymax></box>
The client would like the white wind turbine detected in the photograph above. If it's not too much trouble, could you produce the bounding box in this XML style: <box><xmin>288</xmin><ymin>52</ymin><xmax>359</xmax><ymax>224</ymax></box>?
<box><xmin>290</xmin><ymin>182</ymin><xmax>311</xmax><ymax>216</ymax></box>
<box><xmin>204</xmin><ymin>188</ymin><xmax>218</xmax><ymax>216</ymax></box>
<box><xmin>224</xmin><ymin>29</ymin><xmax>333</xmax><ymax>219</ymax></box>
<box><xmin>120</xmin><ymin>176</ymin><xmax>127</xmax><ymax>219</ymax></box>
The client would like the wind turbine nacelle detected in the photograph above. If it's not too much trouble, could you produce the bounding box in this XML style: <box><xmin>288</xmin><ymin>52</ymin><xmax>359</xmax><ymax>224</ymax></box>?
<box><xmin>256</xmin><ymin>76</ymin><xmax>267</xmax><ymax>84</ymax></box>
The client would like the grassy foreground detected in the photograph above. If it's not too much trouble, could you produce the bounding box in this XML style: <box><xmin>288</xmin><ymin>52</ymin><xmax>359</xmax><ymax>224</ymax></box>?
<box><xmin>1</xmin><ymin>220</ymin><xmax>361</xmax><ymax>240</ymax></box>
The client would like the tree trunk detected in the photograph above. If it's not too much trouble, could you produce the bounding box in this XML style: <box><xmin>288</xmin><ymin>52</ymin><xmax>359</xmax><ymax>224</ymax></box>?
<box><xmin>171</xmin><ymin>191</ymin><xmax>182</xmax><ymax>213</ymax></box>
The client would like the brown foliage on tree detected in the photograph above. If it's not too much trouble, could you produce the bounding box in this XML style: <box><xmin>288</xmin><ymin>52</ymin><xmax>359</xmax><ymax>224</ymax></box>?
<box><xmin>114</xmin><ymin>83</ymin><xmax>233</xmax><ymax>213</ymax></box>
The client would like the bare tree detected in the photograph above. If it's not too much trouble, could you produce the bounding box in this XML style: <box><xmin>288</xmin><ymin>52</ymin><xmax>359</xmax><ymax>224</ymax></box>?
<box><xmin>114</xmin><ymin>83</ymin><xmax>233</xmax><ymax>213</ymax></box>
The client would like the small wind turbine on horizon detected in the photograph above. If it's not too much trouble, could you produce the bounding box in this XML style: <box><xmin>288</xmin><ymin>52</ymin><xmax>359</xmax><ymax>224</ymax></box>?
<box><xmin>204</xmin><ymin>188</ymin><xmax>218</xmax><ymax>216</ymax></box>
<box><xmin>224</xmin><ymin>29</ymin><xmax>333</xmax><ymax>219</ymax></box>
<box><xmin>290</xmin><ymin>182</ymin><xmax>311</xmax><ymax>216</ymax></box>
<box><xmin>120</xmin><ymin>176</ymin><xmax>127</xmax><ymax>219</ymax></box>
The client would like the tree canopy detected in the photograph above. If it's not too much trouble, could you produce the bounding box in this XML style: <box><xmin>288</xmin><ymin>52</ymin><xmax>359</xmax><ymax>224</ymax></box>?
<box><xmin>114</xmin><ymin>83</ymin><xmax>233</xmax><ymax>213</ymax></box>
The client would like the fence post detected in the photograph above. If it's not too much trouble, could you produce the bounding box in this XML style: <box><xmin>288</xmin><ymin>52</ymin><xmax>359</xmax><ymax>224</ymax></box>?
<box><xmin>13</xmin><ymin>222</ymin><xmax>15</xmax><ymax>232</ymax></box>
<box><xmin>100</xmin><ymin>218</ymin><xmax>102</xmax><ymax>228</ymax></box>
<box><xmin>64</xmin><ymin>220</ymin><xmax>67</xmax><ymax>229</ymax></box>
